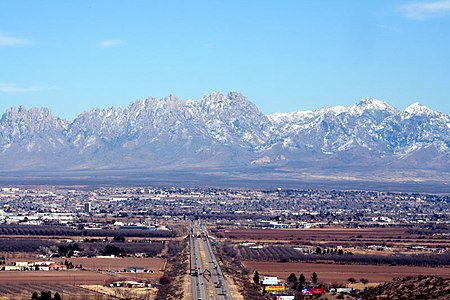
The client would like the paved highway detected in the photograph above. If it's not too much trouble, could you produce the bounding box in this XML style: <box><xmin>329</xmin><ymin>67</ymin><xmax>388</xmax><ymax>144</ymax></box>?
<box><xmin>199</xmin><ymin>226</ymin><xmax>233</xmax><ymax>300</ymax></box>
<box><xmin>190</xmin><ymin>223</ymin><xmax>207</xmax><ymax>300</ymax></box>
<box><xmin>189</xmin><ymin>221</ymin><xmax>233</xmax><ymax>300</ymax></box>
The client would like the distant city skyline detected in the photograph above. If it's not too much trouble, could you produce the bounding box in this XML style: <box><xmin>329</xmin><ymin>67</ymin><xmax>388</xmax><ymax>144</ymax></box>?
<box><xmin>1</xmin><ymin>0</ymin><xmax>450</xmax><ymax>119</ymax></box>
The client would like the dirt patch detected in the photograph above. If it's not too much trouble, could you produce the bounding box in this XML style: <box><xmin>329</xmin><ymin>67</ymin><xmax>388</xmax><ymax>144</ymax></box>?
<box><xmin>0</xmin><ymin>283</ymin><xmax>109</xmax><ymax>300</ymax></box>
<box><xmin>68</xmin><ymin>257</ymin><xmax>166</xmax><ymax>271</ymax></box>
<box><xmin>0</xmin><ymin>270</ymin><xmax>113</xmax><ymax>284</ymax></box>
<box><xmin>82</xmin><ymin>284</ymin><xmax>158</xmax><ymax>299</ymax></box>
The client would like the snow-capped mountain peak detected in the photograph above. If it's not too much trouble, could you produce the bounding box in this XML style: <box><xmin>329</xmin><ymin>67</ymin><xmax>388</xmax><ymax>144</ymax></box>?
<box><xmin>348</xmin><ymin>97</ymin><xmax>397</xmax><ymax>116</ymax></box>
<box><xmin>403</xmin><ymin>102</ymin><xmax>434</xmax><ymax>116</ymax></box>
<box><xmin>0</xmin><ymin>92</ymin><xmax>448</xmax><ymax>172</ymax></box>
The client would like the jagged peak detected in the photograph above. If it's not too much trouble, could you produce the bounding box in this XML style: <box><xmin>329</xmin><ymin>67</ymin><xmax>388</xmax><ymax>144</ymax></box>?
<box><xmin>201</xmin><ymin>91</ymin><xmax>255</xmax><ymax>108</ymax></box>
<box><xmin>161</xmin><ymin>94</ymin><xmax>179</xmax><ymax>102</ymax></box>
<box><xmin>403</xmin><ymin>102</ymin><xmax>433</xmax><ymax>115</ymax></box>
<box><xmin>6</xmin><ymin>105</ymin><xmax>51</xmax><ymax>115</ymax></box>
<box><xmin>202</xmin><ymin>91</ymin><xmax>225</xmax><ymax>102</ymax></box>
<box><xmin>227</xmin><ymin>90</ymin><xmax>245</xmax><ymax>99</ymax></box>
<box><xmin>352</xmin><ymin>97</ymin><xmax>397</xmax><ymax>112</ymax></box>
<box><xmin>202</xmin><ymin>91</ymin><xmax>248</xmax><ymax>103</ymax></box>
<box><xmin>318</xmin><ymin>105</ymin><xmax>348</xmax><ymax>115</ymax></box>
<box><xmin>1</xmin><ymin>106</ymin><xmax>59</xmax><ymax>124</ymax></box>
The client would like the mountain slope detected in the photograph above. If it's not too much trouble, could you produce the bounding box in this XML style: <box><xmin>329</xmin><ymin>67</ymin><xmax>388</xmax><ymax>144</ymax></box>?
<box><xmin>0</xmin><ymin>92</ymin><xmax>448</xmax><ymax>179</ymax></box>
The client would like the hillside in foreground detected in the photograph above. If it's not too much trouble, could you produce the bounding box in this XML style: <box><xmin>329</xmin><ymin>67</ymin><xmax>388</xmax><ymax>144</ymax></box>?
<box><xmin>349</xmin><ymin>275</ymin><xmax>450</xmax><ymax>300</ymax></box>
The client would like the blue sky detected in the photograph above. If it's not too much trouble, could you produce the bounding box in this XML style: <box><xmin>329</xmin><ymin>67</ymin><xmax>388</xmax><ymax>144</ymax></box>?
<box><xmin>1</xmin><ymin>0</ymin><xmax>450</xmax><ymax>119</ymax></box>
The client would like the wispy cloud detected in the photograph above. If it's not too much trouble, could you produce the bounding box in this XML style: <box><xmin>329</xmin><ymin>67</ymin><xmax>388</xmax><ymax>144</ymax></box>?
<box><xmin>0</xmin><ymin>83</ymin><xmax>54</xmax><ymax>94</ymax></box>
<box><xmin>400</xmin><ymin>0</ymin><xmax>450</xmax><ymax>20</ymax></box>
<box><xmin>98</xmin><ymin>39</ymin><xmax>126</xmax><ymax>48</ymax></box>
<box><xmin>0</xmin><ymin>35</ymin><xmax>33</xmax><ymax>46</ymax></box>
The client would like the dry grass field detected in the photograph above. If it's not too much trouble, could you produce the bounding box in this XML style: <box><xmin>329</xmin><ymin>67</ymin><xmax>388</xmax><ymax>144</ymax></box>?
<box><xmin>0</xmin><ymin>283</ymin><xmax>110</xmax><ymax>300</ymax></box>
<box><xmin>242</xmin><ymin>261</ymin><xmax>450</xmax><ymax>285</ymax></box>
<box><xmin>7</xmin><ymin>256</ymin><xmax>166</xmax><ymax>271</ymax></box>
<box><xmin>68</xmin><ymin>257</ymin><xmax>166</xmax><ymax>271</ymax></box>
<box><xmin>0</xmin><ymin>270</ymin><xmax>113</xmax><ymax>285</ymax></box>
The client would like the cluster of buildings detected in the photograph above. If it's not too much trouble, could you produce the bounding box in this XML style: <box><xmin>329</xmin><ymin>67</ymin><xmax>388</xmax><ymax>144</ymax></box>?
<box><xmin>1</xmin><ymin>186</ymin><xmax>448</xmax><ymax>225</ymax></box>
<box><xmin>0</xmin><ymin>186</ymin><xmax>448</xmax><ymax>236</ymax></box>
<box><xmin>108</xmin><ymin>280</ymin><xmax>152</xmax><ymax>288</ymax></box>
<box><xmin>3</xmin><ymin>260</ymin><xmax>68</xmax><ymax>271</ymax></box>
<box><xmin>259</xmin><ymin>276</ymin><xmax>328</xmax><ymax>298</ymax></box>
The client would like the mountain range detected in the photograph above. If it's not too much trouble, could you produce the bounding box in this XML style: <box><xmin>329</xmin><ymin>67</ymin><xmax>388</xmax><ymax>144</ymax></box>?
<box><xmin>1</xmin><ymin>91</ymin><xmax>449</xmax><ymax>189</ymax></box>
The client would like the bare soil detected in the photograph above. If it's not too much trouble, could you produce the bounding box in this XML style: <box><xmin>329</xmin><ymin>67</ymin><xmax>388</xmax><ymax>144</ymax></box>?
<box><xmin>242</xmin><ymin>261</ymin><xmax>450</xmax><ymax>285</ymax></box>
<box><xmin>0</xmin><ymin>270</ymin><xmax>113</xmax><ymax>284</ymax></box>
<box><xmin>68</xmin><ymin>257</ymin><xmax>166</xmax><ymax>271</ymax></box>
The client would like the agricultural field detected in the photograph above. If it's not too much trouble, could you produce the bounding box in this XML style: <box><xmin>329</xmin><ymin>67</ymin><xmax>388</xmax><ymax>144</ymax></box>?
<box><xmin>68</xmin><ymin>257</ymin><xmax>166</xmax><ymax>271</ymax></box>
<box><xmin>0</xmin><ymin>238</ymin><xmax>165</xmax><ymax>257</ymax></box>
<box><xmin>0</xmin><ymin>258</ymin><xmax>165</xmax><ymax>299</ymax></box>
<box><xmin>0</xmin><ymin>270</ymin><xmax>113</xmax><ymax>284</ymax></box>
<box><xmin>217</xmin><ymin>226</ymin><xmax>450</xmax><ymax>294</ymax></box>
<box><xmin>0</xmin><ymin>283</ymin><xmax>110</xmax><ymax>300</ymax></box>
<box><xmin>242</xmin><ymin>261</ymin><xmax>450</xmax><ymax>285</ymax></box>
<box><xmin>237</xmin><ymin>245</ymin><xmax>450</xmax><ymax>266</ymax></box>
<box><xmin>220</xmin><ymin>227</ymin><xmax>450</xmax><ymax>248</ymax></box>
<box><xmin>6</xmin><ymin>257</ymin><xmax>166</xmax><ymax>272</ymax></box>
<box><xmin>0</xmin><ymin>224</ymin><xmax>174</xmax><ymax>238</ymax></box>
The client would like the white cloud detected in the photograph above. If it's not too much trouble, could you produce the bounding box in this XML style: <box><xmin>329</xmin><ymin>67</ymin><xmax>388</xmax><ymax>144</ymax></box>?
<box><xmin>400</xmin><ymin>0</ymin><xmax>450</xmax><ymax>19</ymax></box>
<box><xmin>0</xmin><ymin>35</ymin><xmax>33</xmax><ymax>46</ymax></box>
<box><xmin>98</xmin><ymin>39</ymin><xmax>126</xmax><ymax>48</ymax></box>
<box><xmin>0</xmin><ymin>83</ymin><xmax>53</xmax><ymax>94</ymax></box>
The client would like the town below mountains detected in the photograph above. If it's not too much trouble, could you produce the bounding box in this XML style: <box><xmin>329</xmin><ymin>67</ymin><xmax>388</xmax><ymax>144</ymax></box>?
<box><xmin>0</xmin><ymin>92</ymin><xmax>449</xmax><ymax>190</ymax></box>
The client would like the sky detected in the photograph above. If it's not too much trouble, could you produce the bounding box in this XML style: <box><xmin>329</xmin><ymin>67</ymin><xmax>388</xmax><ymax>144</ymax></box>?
<box><xmin>1</xmin><ymin>0</ymin><xmax>450</xmax><ymax>119</ymax></box>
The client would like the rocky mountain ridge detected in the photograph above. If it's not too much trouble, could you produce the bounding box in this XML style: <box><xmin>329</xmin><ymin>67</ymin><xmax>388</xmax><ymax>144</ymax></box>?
<box><xmin>0</xmin><ymin>91</ymin><xmax>449</xmax><ymax>173</ymax></box>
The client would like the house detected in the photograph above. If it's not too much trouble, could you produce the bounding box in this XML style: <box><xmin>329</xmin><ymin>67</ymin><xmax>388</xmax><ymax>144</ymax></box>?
<box><xmin>15</xmin><ymin>261</ymin><xmax>30</xmax><ymax>268</ymax></box>
<box><xmin>124</xmin><ymin>267</ymin><xmax>145</xmax><ymax>273</ymax></box>
<box><xmin>49</xmin><ymin>263</ymin><xmax>67</xmax><ymax>270</ymax></box>
<box><xmin>108</xmin><ymin>280</ymin><xmax>148</xmax><ymax>288</ymax></box>
<box><xmin>3</xmin><ymin>266</ymin><xmax>20</xmax><ymax>271</ymax></box>
<box><xmin>261</xmin><ymin>276</ymin><xmax>281</xmax><ymax>285</ymax></box>
<box><xmin>301</xmin><ymin>287</ymin><xmax>326</xmax><ymax>296</ymax></box>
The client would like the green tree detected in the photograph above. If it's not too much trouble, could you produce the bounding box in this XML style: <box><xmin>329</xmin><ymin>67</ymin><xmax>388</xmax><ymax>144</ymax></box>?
<box><xmin>72</xmin><ymin>243</ymin><xmax>80</xmax><ymax>251</ymax></box>
<box><xmin>40</xmin><ymin>291</ymin><xmax>52</xmax><ymax>300</ymax></box>
<box><xmin>52</xmin><ymin>293</ymin><xmax>62</xmax><ymax>300</ymax></box>
<box><xmin>347</xmin><ymin>277</ymin><xmax>357</xmax><ymax>284</ymax></box>
<box><xmin>311</xmin><ymin>272</ymin><xmax>318</xmax><ymax>284</ymax></box>
<box><xmin>113</xmin><ymin>235</ymin><xmax>125</xmax><ymax>242</ymax></box>
<box><xmin>299</xmin><ymin>273</ymin><xmax>306</xmax><ymax>283</ymax></box>
<box><xmin>360</xmin><ymin>278</ymin><xmax>369</xmax><ymax>285</ymax></box>
<box><xmin>253</xmin><ymin>271</ymin><xmax>260</xmax><ymax>284</ymax></box>
<box><xmin>288</xmin><ymin>273</ymin><xmax>297</xmax><ymax>283</ymax></box>
<box><xmin>57</xmin><ymin>245</ymin><xmax>66</xmax><ymax>256</ymax></box>
<box><xmin>159</xmin><ymin>275</ymin><xmax>171</xmax><ymax>285</ymax></box>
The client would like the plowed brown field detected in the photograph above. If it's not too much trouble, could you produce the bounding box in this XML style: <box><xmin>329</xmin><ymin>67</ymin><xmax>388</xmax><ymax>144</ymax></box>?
<box><xmin>242</xmin><ymin>261</ymin><xmax>450</xmax><ymax>285</ymax></box>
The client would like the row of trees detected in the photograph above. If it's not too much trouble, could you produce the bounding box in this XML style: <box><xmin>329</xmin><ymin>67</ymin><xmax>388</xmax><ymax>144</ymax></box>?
<box><xmin>239</xmin><ymin>246</ymin><xmax>450</xmax><ymax>267</ymax></box>
<box><xmin>31</xmin><ymin>291</ymin><xmax>61</xmax><ymax>300</ymax></box>
<box><xmin>348</xmin><ymin>277</ymin><xmax>369</xmax><ymax>285</ymax></box>
<box><xmin>0</xmin><ymin>224</ymin><xmax>174</xmax><ymax>238</ymax></box>
<box><xmin>253</xmin><ymin>270</ymin><xmax>320</xmax><ymax>293</ymax></box>
<box><xmin>57</xmin><ymin>243</ymin><xmax>80</xmax><ymax>257</ymax></box>
<box><xmin>155</xmin><ymin>241</ymin><xmax>187</xmax><ymax>300</ymax></box>
<box><xmin>48</xmin><ymin>241</ymin><xmax>165</xmax><ymax>258</ymax></box>
<box><xmin>287</xmin><ymin>272</ymin><xmax>318</xmax><ymax>284</ymax></box>
<box><xmin>0</xmin><ymin>239</ymin><xmax>54</xmax><ymax>252</ymax></box>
